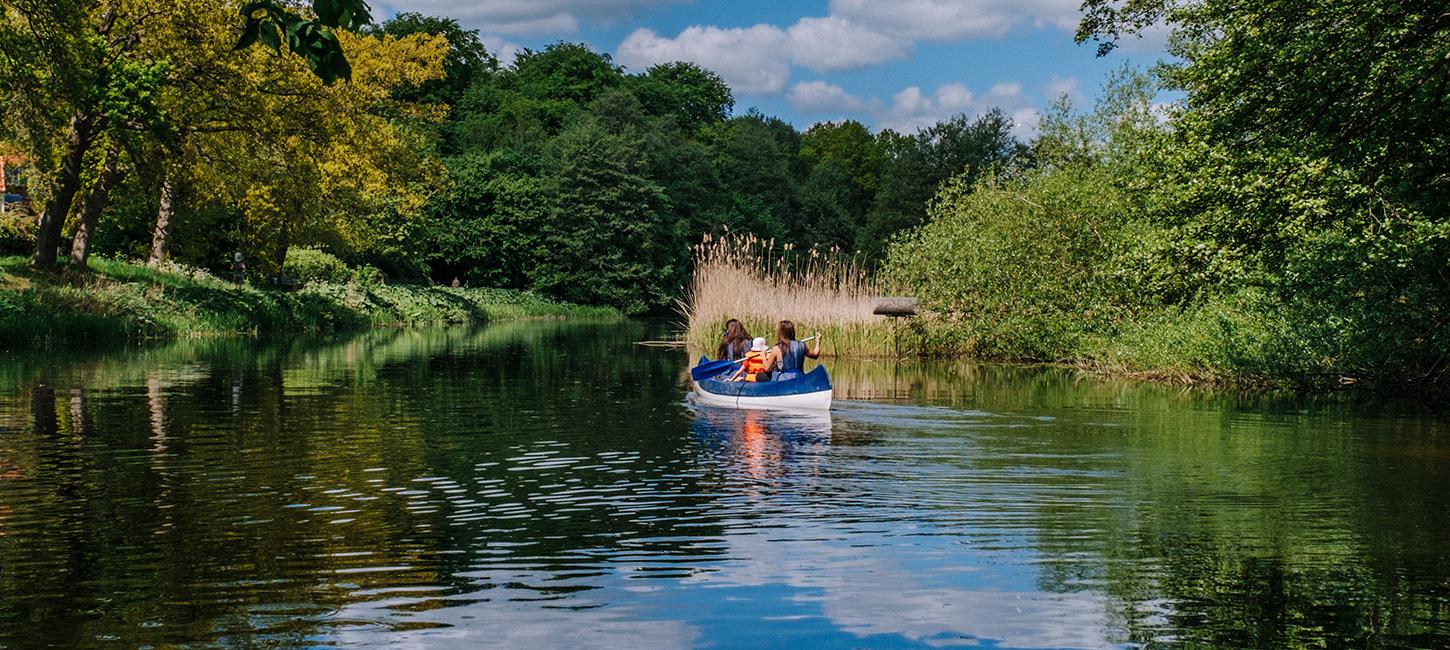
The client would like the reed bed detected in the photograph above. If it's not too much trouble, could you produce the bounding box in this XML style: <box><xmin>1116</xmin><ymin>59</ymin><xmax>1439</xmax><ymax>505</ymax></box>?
<box><xmin>681</xmin><ymin>233</ymin><xmax>898</xmax><ymax>357</ymax></box>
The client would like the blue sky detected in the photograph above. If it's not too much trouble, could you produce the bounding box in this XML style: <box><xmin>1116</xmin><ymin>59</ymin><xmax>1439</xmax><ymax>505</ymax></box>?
<box><xmin>378</xmin><ymin>0</ymin><xmax>1167</xmax><ymax>137</ymax></box>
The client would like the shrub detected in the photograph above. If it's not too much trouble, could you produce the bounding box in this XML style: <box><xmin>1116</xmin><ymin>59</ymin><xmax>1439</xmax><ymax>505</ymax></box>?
<box><xmin>283</xmin><ymin>248</ymin><xmax>351</xmax><ymax>284</ymax></box>
<box><xmin>884</xmin><ymin>166</ymin><xmax>1141</xmax><ymax>361</ymax></box>
<box><xmin>0</xmin><ymin>214</ymin><xmax>34</xmax><ymax>255</ymax></box>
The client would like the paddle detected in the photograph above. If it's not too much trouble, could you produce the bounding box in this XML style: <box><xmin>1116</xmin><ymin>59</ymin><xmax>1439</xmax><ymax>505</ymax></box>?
<box><xmin>691</xmin><ymin>336</ymin><xmax>818</xmax><ymax>381</ymax></box>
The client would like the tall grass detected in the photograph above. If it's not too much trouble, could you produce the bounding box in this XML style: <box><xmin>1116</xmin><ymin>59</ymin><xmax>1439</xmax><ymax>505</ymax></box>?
<box><xmin>681</xmin><ymin>233</ymin><xmax>898</xmax><ymax>357</ymax></box>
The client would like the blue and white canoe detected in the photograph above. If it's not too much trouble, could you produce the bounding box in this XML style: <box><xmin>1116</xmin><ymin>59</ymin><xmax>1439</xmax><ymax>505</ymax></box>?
<box><xmin>691</xmin><ymin>356</ymin><xmax>833</xmax><ymax>410</ymax></box>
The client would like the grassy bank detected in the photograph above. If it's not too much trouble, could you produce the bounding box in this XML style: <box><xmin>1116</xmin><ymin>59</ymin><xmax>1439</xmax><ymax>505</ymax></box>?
<box><xmin>0</xmin><ymin>256</ymin><xmax>618</xmax><ymax>350</ymax></box>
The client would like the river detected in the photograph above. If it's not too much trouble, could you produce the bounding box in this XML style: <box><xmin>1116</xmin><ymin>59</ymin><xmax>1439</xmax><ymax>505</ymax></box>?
<box><xmin>1</xmin><ymin>321</ymin><xmax>1447</xmax><ymax>648</ymax></box>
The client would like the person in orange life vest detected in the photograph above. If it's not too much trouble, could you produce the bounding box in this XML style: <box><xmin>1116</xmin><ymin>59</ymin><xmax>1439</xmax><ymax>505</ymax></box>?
<box><xmin>729</xmin><ymin>337</ymin><xmax>773</xmax><ymax>382</ymax></box>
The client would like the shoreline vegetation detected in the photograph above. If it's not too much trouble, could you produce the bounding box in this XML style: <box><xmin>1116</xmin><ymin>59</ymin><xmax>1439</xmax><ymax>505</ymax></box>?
<box><xmin>682</xmin><ymin>233</ymin><xmax>896</xmax><ymax>358</ymax></box>
<box><xmin>4</xmin><ymin>4</ymin><xmax>1444</xmax><ymax>395</ymax></box>
<box><xmin>0</xmin><ymin>255</ymin><xmax>618</xmax><ymax>350</ymax></box>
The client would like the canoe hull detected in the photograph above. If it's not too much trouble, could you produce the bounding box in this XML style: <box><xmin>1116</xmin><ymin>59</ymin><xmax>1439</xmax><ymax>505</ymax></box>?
<box><xmin>691</xmin><ymin>356</ymin><xmax>833</xmax><ymax>410</ymax></box>
<box><xmin>692</xmin><ymin>382</ymin><xmax>833</xmax><ymax>410</ymax></box>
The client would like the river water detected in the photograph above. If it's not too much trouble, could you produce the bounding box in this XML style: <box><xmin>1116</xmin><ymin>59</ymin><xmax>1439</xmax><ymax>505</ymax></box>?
<box><xmin>1</xmin><ymin>321</ymin><xmax>1447</xmax><ymax>648</ymax></box>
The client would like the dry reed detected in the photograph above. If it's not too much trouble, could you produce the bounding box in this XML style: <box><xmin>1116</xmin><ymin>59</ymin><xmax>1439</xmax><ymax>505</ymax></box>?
<box><xmin>680</xmin><ymin>232</ymin><xmax>897</xmax><ymax>357</ymax></box>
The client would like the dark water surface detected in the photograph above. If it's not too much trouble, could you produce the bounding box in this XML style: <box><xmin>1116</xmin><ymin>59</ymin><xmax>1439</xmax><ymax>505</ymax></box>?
<box><xmin>2</xmin><ymin>321</ymin><xmax>1448</xmax><ymax>648</ymax></box>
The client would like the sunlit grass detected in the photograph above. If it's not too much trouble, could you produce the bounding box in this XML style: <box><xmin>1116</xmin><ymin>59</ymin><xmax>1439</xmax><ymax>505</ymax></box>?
<box><xmin>0</xmin><ymin>255</ymin><xmax>618</xmax><ymax>350</ymax></box>
<box><xmin>680</xmin><ymin>233</ymin><xmax>899</xmax><ymax>358</ymax></box>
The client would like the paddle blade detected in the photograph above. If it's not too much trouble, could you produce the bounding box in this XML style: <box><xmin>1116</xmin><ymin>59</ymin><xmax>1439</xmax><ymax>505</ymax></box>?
<box><xmin>690</xmin><ymin>358</ymin><xmax>739</xmax><ymax>381</ymax></box>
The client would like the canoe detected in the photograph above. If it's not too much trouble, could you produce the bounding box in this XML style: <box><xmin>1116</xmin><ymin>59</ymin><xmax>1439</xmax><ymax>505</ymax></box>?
<box><xmin>690</xmin><ymin>355</ymin><xmax>833</xmax><ymax>410</ymax></box>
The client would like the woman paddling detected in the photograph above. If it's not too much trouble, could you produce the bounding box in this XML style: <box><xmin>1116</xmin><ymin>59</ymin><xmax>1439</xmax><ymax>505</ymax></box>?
<box><xmin>717</xmin><ymin>319</ymin><xmax>752</xmax><ymax>361</ymax></box>
<box><xmin>766</xmin><ymin>320</ymin><xmax>821</xmax><ymax>381</ymax></box>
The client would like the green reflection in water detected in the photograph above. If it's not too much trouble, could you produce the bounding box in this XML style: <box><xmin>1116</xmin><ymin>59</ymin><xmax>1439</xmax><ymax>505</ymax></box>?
<box><xmin>0</xmin><ymin>323</ymin><xmax>1446</xmax><ymax>648</ymax></box>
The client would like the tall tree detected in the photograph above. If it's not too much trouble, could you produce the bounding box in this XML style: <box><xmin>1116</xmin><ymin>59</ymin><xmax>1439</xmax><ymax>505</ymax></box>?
<box><xmin>0</xmin><ymin>0</ymin><xmax>115</xmax><ymax>270</ymax></box>
<box><xmin>375</xmin><ymin>12</ymin><xmax>495</xmax><ymax>105</ymax></box>
<box><xmin>630</xmin><ymin>62</ymin><xmax>733</xmax><ymax>129</ymax></box>
<box><xmin>534</xmin><ymin>119</ymin><xmax>676</xmax><ymax>313</ymax></box>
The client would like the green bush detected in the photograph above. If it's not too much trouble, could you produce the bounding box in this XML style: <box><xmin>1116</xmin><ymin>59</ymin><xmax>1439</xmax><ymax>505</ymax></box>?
<box><xmin>885</xmin><ymin>166</ymin><xmax>1141</xmax><ymax>361</ymax></box>
<box><xmin>0</xmin><ymin>214</ymin><xmax>34</xmax><ymax>255</ymax></box>
<box><xmin>283</xmin><ymin>248</ymin><xmax>352</xmax><ymax>284</ymax></box>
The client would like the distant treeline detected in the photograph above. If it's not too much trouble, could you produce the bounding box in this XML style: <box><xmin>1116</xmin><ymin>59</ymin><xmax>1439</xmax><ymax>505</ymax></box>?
<box><xmin>0</xmin><ymin>5</ymin><xmax>1028</xmax><ymax>316</ymax></box>
<box><xmin>397</xmin><ymin>14</ymin><xmax>1027</xmax><ymax>314</ymax></box>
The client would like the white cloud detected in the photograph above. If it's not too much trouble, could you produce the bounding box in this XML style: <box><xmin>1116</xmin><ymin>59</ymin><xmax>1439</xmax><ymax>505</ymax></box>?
<box><xmin>880</xmin><ymin>82</ymin><xmax>1019</xmax><ymax>132</ymax></box>
<box><xmin>830</xmin><ymin>0</ymin><xmax>1081</xmax><ymax>40</ymax></box>
<box><xmin>380</xmin><ymin>0</ymin><xmax>685</xmax><ymax>35</ymax></box>
<box><xmin>1042</xmin><ymin>76</ymin><xmax>1082</xmax><ymax>104</ymax></box>
<box><xmin>787</xmin><ymin>81</ymin><xmax>869</xmax><ymax>113</ymax></box>
<box><xmin>617</xmin><ymin>25</ymin><xmax>793</xmax><ymax>94</ymax></box>
<box><xmin>791</xmin><ymin>80</ymin><xmax>1039</xmax><ymax>138</ymax></box>
<box><xmin>786</xmin><ymin>17</ymin><xmax>910</xmax><ymax>72</ymax></box>
<box><xmin>483</xmin><ymin>35</ymin><xmax>524</xmax><ymax>67</ymax></box>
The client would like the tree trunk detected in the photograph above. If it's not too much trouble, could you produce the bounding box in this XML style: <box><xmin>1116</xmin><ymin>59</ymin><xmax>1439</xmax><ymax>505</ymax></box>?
<box><xmin>68</xmin><ymin>138</ymin><xmax>125</xmax><ymax>270</ymax></box>
<box><xmin>147</xmin><ymin>168</ymin><xmax>176</xmax><ymax>267</ymax></box>
<box><xmin>31</xmin><ymin>113</ymin><xmax>96</xmax><ymax>271</ymax></box>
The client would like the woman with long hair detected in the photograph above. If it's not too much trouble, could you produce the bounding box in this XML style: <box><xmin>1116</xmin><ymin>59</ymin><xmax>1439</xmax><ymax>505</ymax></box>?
<box><xmin>764</xmin><ymin>320</ymin><xmax>820</xmax><ymax>381</ymax></box>
<box><xmin>717</xmin><ymin>319</ymin><xmax>752</xmax><ymax>361</ymax></box>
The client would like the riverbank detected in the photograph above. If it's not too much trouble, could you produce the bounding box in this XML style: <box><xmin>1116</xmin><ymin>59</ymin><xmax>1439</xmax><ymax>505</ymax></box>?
<box><xmin>0</xmin><ymin>256</ymin><xmax>618</xmax><ymax>350</ymax></box>
<box><xmin>681</xmin><ymin>233</ymin><xmax>1407</xmax><ymax>394</ymax></box>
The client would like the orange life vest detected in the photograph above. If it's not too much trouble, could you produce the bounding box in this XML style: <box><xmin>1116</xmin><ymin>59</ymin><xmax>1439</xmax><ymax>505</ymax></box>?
<box><xmin>741</xmin><ymin>351</ymin><xmax>768</xmax><ymax>374</ymax></box>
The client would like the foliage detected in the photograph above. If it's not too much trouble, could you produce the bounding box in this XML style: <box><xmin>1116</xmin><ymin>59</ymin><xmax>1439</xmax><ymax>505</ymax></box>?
<box><xmin>0</xmin><ymin>214</ymin><xmax>34</xmax><ymax>255</ymax></box>
<box><xmin>629</xmin><ymin>62</ymin><xmax>734</xmax><ymax>128</ymax></box>
<box><xmin>374</xmin><ymin>12</ymin><xmax>496</xmax><ymax>105</ymax></box>
<box><xmin>532</xmin><ymin>117</ymin><xmax>677</xmax><ymax>314</ymax></box>
<box><xmin>283</xmin><ymin>247</ymin><xmax>351</xmax><ymax>284</ymax></box>
<box><xmin>860</xmin><ymin>110</ymin><xmax>1026</xmax><ymax>260</ymax></box>
<box><xmin>879</xmin><ymin>1</ymin><xmax>1450</xmax><ymax>392</ymax></box>
<box><xmin>886</xmin><ymin>166</ymin><xmax>1140</xmax><ymax>361</ymax></box>
<box><xmin>0</xmin><ymin>255</ymin><xmax>617</xmax><ymax>350</ymax></box>
<box><xmin>235</xmin><ymin>0</ymin><xmax>372</xmax><ymax>83</ymax></box>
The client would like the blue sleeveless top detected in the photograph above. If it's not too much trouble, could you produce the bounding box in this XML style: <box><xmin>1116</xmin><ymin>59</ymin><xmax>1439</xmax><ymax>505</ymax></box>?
<box><xmin>774</xmin><ymin>339</ymin><xmax>807</xmax><ymax>379</ymax></box>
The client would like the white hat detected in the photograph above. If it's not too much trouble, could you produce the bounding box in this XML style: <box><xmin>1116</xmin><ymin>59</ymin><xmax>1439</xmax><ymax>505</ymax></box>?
<box><xmin>750</xmin><ymin>337</ymin><xmax>768</xmax><ymax>352</ymax></box>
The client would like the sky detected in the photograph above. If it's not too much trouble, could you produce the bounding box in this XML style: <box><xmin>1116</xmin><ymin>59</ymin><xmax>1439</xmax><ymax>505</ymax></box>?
<box><xmin>376</xmin><ymin>0</ymin><xmax>1169</xmax><ymax>137</ymax></box>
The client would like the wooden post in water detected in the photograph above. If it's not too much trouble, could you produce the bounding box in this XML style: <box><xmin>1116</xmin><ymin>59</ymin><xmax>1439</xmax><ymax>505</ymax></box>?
<box><xmin>873</xmin><ymin>297</ymin><xmax>919</xmax><ymax>360</ymax></box>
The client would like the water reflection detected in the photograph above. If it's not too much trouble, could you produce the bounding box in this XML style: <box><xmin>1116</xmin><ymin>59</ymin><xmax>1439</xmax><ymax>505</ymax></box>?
<box><xmin>0</xmin><ymin>323</ymin><xmax>1447</xmax><ymax>648</ymax></box>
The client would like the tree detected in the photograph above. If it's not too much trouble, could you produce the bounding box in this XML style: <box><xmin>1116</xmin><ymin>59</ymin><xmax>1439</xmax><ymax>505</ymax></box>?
<box><xmin>860</xmin><ymin>110</ymin><xmax>1025</xmax><ymax>261</ymax></box>
<box><xmin>1076</xmin><ymin>0</ymin><xmax>1449</xmax><ymax>214</ymax></box>
<box><xmin>1074</xmin><ymin>0</ymin><xmax>1450</xmax><ymax>385</ymax></box>
<box><xmin>422</xmin><ymin>150</ymin><xmax>548</xmax><ymax>288</ymax></box>
<box><xmin>508</xmin><ymin>43</ymin><xmax>623</xmax><ymax>105</ymax></box>
<box><xmin>0</xmin><ymin>0</ymin><xmax>119</xmax><ymax>270</ymax></box>
<box><xmin>533</xmin><ymin>119</ymin><xmax>677</xmax><ymax>313</ymax></box>
<box><xmin>800</xmin><ymin>120</ymin><xmax>884</xmax><ymax>248</ymax></box>
<box><xmin>629</xmin><ymin>62</ymin><xmax>733</xmax><ymax>129</ymax></box>
<box><xmin>375</xmin><ymin>12</ymin><xmax>496</xmax><ymax>105</ymax></box>
<box><xmin>185</xmin><ymin>28</ymin><xmax>449</xmax><ymax>274</ymax></box>
<box><xmin>704</xmin><ymin>113</ymin><xmax>804</xmax><ymax>243</ymax></box>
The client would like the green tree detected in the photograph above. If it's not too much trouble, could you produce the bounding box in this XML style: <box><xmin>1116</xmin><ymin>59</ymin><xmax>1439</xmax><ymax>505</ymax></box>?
<box><xmin>629</xmin><ymin>62</ymin><xmax>733</xmax><ymax>129</ymax></box>
<box><xmin>703</xmin><ymin>113</ymin><xmax>804</xmax><ymax>242</ymax></box>
<box><xmin>861</xmin><ymin>110</ymin><xmax>1025</xmax><ymax>261</ymax></box>
<box><xmin>800</xmin><ymin>120</ymin><xmax>884</xmax><ymax>249</ymax></box>
<box><xmin>422</xmin><ymin>150</ymin><xmax>548</xmax><ymax>288</ymax></box>
<box><xmin>375</xmin><ymin>12</ymin><xmax>496</xmax><ymax>105</ymax></box>
<box><xmin>509</xmin><ymin>42</ymin><xmax>623</xmax><ymax>105</ymax></box>
<box><xmin>1077</xmin><ymin>0</ymin><xmax>1450</xmax><ymax>386</ymax></box>
<box><xmin>533</xmin><ymin>119</ymin><xmax>678</xmax><ymax>314</ymax></box>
